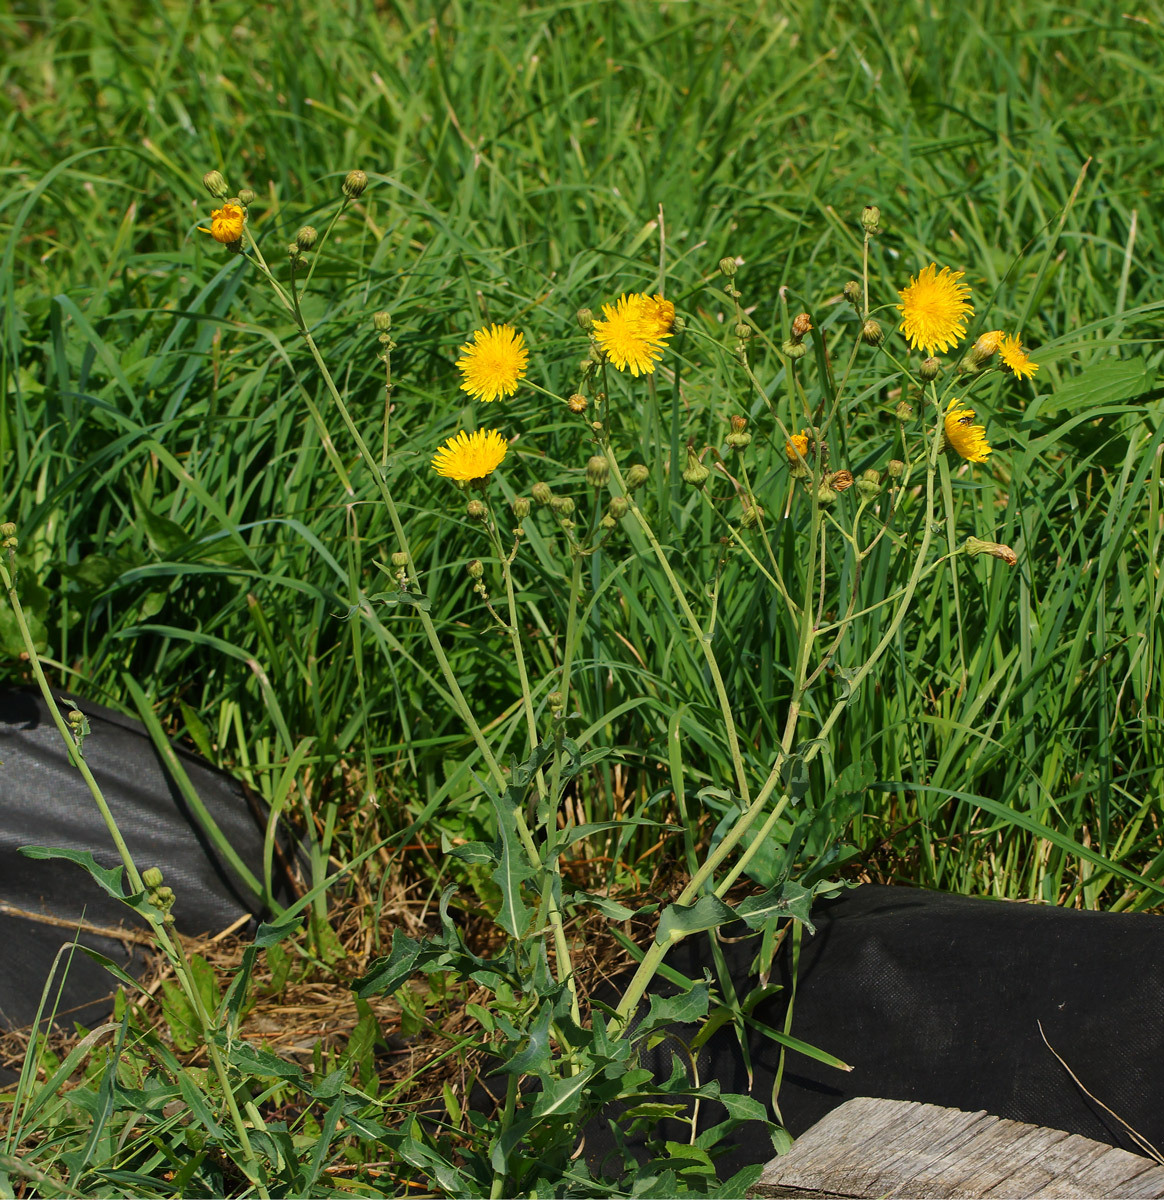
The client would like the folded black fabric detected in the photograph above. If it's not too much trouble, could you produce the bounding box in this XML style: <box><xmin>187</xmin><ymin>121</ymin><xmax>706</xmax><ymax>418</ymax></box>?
<box><xmin>587</xmin><ymin>884</ymin><xmax>1164</xmax><ymax>1178</ymax></box>
<box><xmin>0</xmin><ymin>688</ymin><xmax>270</xmax><ymax>1034</ymax></box>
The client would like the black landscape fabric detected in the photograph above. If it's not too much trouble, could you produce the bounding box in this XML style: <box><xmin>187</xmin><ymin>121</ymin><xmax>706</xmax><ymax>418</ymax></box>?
<box><xmin>0</xmin><ymin>688</ymin><xmax>270</xmax><ymax>1035</ymax></box>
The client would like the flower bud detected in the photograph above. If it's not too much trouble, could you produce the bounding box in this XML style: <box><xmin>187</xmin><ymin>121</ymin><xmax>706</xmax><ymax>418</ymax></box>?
<box><xmin>590</xmin><ymin>420</ymin><xmax>605</xmax><ymax>436</ymax></box>
<box><xmin>861</xmin><ymin>205</ymin><xmax>881</xmax><ymax>233</ymax></box>
<box><xmin>895</xmin><ymin>400</ymin><xmax>914</xmax><ymax>422</ymax></box>
<box><xmin>237</xmin><ymin>188</ymin><xmax>255</xmax><ymax>206</ymax></box>
<box><xmin>296</xmin><ymin>225</ymin><xmax>318</xmax><ymax>250</ymax></box>
<box><xmin>961</xmin><ymin>330</ymin><xmax>1003</xmax><ymax>373</ymax></box>
<box><xmin>830</xmin><ymin>470</ymin><xmax>854</xmax><ymax>492</ymax></box>
<box><xmin>202</xmin><ymin>170</ymin><xmax>229</xmax><ymax>199</ymax></box>
<box><xmin>887</xmin><ymin>459</ymin><xmax>905</xmax><ymax>479</ymax></box>
<box><xmin>567</xmin><ymin>393</ymin><xmax>587</xmax><ymax>414</ymax></box>
<box><xmin>964</xmin><ymin>536</ymin><xmax>1018</xmax><ymax>566</ymax></box>
<box><xmin>919</xmin><ymin>356</ymin><xmax>941</xmax><ymax>381</ymax></box>
<box><xmin>734</xmin><ymin>323</ymin><xmax>752</xmax><ymax>340</ymax></box>
<box><xmin>671</xmin><ymin>314</ymin><xmax>687</xmax><ymax>332</ymax></box>
<box><xmin>607</xmin><ymin>496</ymin><xmax>629</xmax><ymax>519</ymax></box>
<box><xmin>391</xmin><ymin>551</ymin><xmax>409</xmax><ymax>568</ymax></box>
<box><xmin>550</xmin><ymin>495</ymin><xmax>575</xmax><ymax>516</ymax></box>
<box><xmin>783</xmin><ymin>339</ymin><xmax>808</xmax><ymax>360</ymax></box>
<box><xmin>467</xmin><ymin>559</ymin><xmax>485</xmax><ymax>579</ymax></box>
<box><xmin>342</xmin><ymin>169</ymin><xmax>368</xmax><ymax>199</ymax></box>
<box><xmin>576</xmin><ymin>307</ymin><xmax>594</xmax><ymax>332</ymax></box>
<box><xmin>816</xmin><ymin>483</ymin><xmax>838</xmax><ymax>506</ymax></box>
<box><xmin>0</xmin><ymin>522</ymin><xmax>15</xmax><ymax>538</ymax></box>
<box><xmin>682</xmin><ymin>446</ymin><xmax>710</xmax><ymax>488</ymax></box>
<box><xmin>741</xmin><ymin>501</ymin><xmax>764</xmax><ymax>529</ymax></box>
<box><xmin>466</xmin><ymin>499</ymin><xmax>487</xmax><ymax>520</ymax></box>
<box><xmin>625</xmin><ymin>464</ymin><xmax>650</xmax><ymax>490</ymax></box>
<box><xmin>373</xmin><ymin>311</ymin><xmax>392</xmax><ymax>333</ymax></box>
<box><xmin>531</xmin><ymin>482</ymin><xmax>553</xmax><ymax>506</ymax></box>
<box><xmin>547</xmin><ymin>691</ymin><xmax>564</xmax><ymax>713</ymax></box>
<box><xmin>586</xmin><ymin>455</ymin><xmax>610</xmax><ymax>487</ymax></box>
<box><xmin>861</xmin><ymin>319</ymin><xmax>884</xmax><ymax>346</ymax></box>
<box><xmin>719</xmin><ymin>256</ymin><xmax>738</xmax><ymax>277</ymax></box>
<box><xmin>856</xmin><ymin>470</ymin><xmax>881</xmax><ymax>501</ymax></box>
<box><xmin>726</xmin><ymin>414</ymin><xmax>752</xmax><ymax>450</ymax></box>
<box><xmin>512</xmin><ymin>496</ymin><xmax>531</xmax><ymax>520</ymax></box>
<box><xmin>843</xmin><ymin>280</ymin><xmax>862</xmax><ymax>310</ymax></box>
<box><xmin>66</xmin><ymin>707</ymin><xmax>84</xmax><ymax>727</ymax></box>
<box><xmin>600</xmin><ymin>514</ymin><xmax>617</xmax><ymax>531</ymax></box>
<box><xmin>143</xmin><ymin>867</ymin><xmax>164</xmax><ymax>890</ymax></box>
<box><xmin>791</xmin><ymin>313</ymin><xmax>813</xmax><ymax>340</ymax></box>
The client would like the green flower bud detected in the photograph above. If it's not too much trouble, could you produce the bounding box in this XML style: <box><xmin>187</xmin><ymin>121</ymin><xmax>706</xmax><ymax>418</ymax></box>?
<box><xmin>816</xmin><ymin>483</ymin><xmax>838</xmax><ymax>506</ymax></box>
<box><xmin>783</xmin><ymin>339</ymin><xmax>808</xmax><ymax>360</ymax></box>
<box><xmin>531</xmin><ymin>482</ymin><xmax>554</xmax><ymax>506</ymax></box>
<box><xmin>861</xmin><ymin>319</ymin><xmax>884</xmax><ymax>346</ymax></box>
<box><xmin>920</xmin><ymin>357</ymin><xmax>941</xmax><ymax>381</ymax></box>
<box><xmin>861</xmin><ymin>205</ymin><xmax>881</xmax><ymax>233</ymax></box>
<box><xmin>374</xmin><ymin>311</ymin><xmax>392</xmax><ymax>333</ymax></box>
<box><xmin>237</xmin><ymin>188</ymin><xmax>255</xmax><ymax>206</ymax></box>
<box><xmin>843</xmin><ymin>280</ymin><xmax>862</xmax><ymax>309</ymax></box>
<box><xmin>550</xmin><ymin>495</ymin><xmax>575</xmax><ymax>516</ymax></box>
<box><xmin>734</xmin><ymin>323</ymin><xmax>752</xmax><ymax>340</ymax></box>
<box><xmin>607</xmin><ymin>496</ymin><xmax>629</xmax><ymax>519</ymax></box>
<box><xmin>576</xmin><ymin>307</ymin><xmax>594</xmax><ymax>332</ymax></box>
<box><xmin>600</xmin><ymin>514</ymin><xmax>617</xmax><ymax>531</ymax></box>
<box><xmin>466</xmin><ymin>499</ymin><xmax>487</xmax><ymax>520</ymax></box>
<box><xmin>887</xmin><ymin>459</ymin><xmax>905</xmax><ymax>479</ymax></box>
<box><xmin>586</xmin><ymin>455</ymin><xmax>610</xmax><ymax>487</ymax></box>
<box><xmin>741</xmin><ymin>501</ymin><xmax>764</xmax><ymax>529</ymax></box>
<box><xmin>467</xmin><ymin>559</ymin><xmax>485</xmax><ymax>579</ymax></box>
<box><xmin>296</xmin><ymin>225</ymin><xmax>318</xmax><ymax>250</ymax></box>
<box><xmin>719</xmin><ymin>256</ymin><xmax>738</xmax><ymax>277</ymax></box>
<box><xmin>342</xmin><ymin>169</ymin><xmax>368</xmax><ymax>199</ymax></box>
<box><xmin>547</xmin><ymin>691</ymin><xmax>564</xmax><ymax>713</ymax></box>
<box><xmin>512</xmin><ymin>496</ymin><xmax>531</xmax><ymax>520</ymax></box>
<box><xmin>625</xmin><ymin>464</ymin><xmax>650</xmax><ymax>490</ymax></box>
<box><xmin>0</xmin><ymin>522</ymin><xmax>15</xmax><ymax>538</ymax></box>
<box><xmin>964</xmin><ymin>536</ymin><xmax>1018</xmax><ymax>566</ymax></box>
<box><xmin>895</xmin><ymin>400</ymin><xmax>914</xmax><ymax>422</ymax></box>
<box><xmin>682</xmin><ymin>446</ymin><xmax>710</xmax><ymax>488</ymax></box>
<box><xmin>671</xmin><ymin>314</ymin><xmax>687</xmax><ymax>332</ymax></box>
<box><xmin>202</xmin><ymin>170</ymin><xmax>229</xmax><ymax>199</ymax></box>
<box><xmin>726</xmin><ymin>414</ymin><xmax>752</xmax><ymax>450</ymax></box>
<box><xmin>143</xmin><ymin>867</ymin><xmax>164</xmax><ymax>890</ymax></box>
<box><xmin>391</xmin><ymin>551</ymin><xmax>408</xmax><ymax>567</ymax></box>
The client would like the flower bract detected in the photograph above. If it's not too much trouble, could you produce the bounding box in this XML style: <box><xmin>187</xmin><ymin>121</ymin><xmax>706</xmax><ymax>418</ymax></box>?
<box><xmin>999</xmin><ymin>333</ymin><xmax>1038</xmax><ymax>380</ymax></box>
<box><xmin>431</xmin><ymin>428</ymin><xmax>508</xmax><ymax>482</ymax></box>
<box><xmin>456</xmin><ymin>324</ymin><xmax>528</xmax><ymax>402</ymax></box>
<box><xmin>897</xmin><ymin>264</ymin><xmax>974</xmax><ymax>356</ymax></box>
<box><xmin>201</xmin><ymin>203</ymin><xmax>245</xmax><ymax>245</ymax></box>
<box><xmin>592</xmin><ymin>293</ymin><xmax>671</xmax><ymax>376</ymax></box>
<box><xmin>944</xmin><ymin>399</ymin><xmax>992</xmax><ymax>464</ymax></box>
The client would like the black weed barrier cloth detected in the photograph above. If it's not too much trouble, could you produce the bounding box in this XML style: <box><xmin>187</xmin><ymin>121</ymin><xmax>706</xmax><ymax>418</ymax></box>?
<box><xmin>586</xmin><ymin>885</ymin><xmax>1164</xmax><ymax>1180</ymax></box>
<box><xmin>0</xmin><ymin>688</ymin><xmax>272</xmax><ymax>1051</ymax></box>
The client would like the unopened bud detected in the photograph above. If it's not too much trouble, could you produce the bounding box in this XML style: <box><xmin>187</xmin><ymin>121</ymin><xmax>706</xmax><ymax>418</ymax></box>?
<box><xmin>590</xmin><ymin>420</ymin><xmax>604</xmax><ymax>435</ymax></box>
<box><xmin>895</xmin><ymin>400</ymin><xmax>914</xmax><ymax>422</ymax></box>
<box><xmin>467</xmin><ymin>559</ymin><xmax>485</xmax><ymax>579</ymax></box>
<box><xmin>0</xmin><ymin>523</ymin><xmax>15</xmax><ymax>538</ymax></box>
<box><xmin>962</xmin><ymin>330</ymin><xmax>1004</xmax><ymax>373</ymax></box>
<box><xmin>586</xmin><ymin>456</ymin><xmax>610</xmax><ymax>487</ymax></box>
<box><xmin>296</xmin><ymin>226</ymin><xmax>318</xmax><ymax>250</ymax></box>
<box><xmin>512</xmin><ymin>497</ymin><xmax>531</xmax><ymax>520</ymax></box>
<box><xmin>843</xmin><ymin>280</ymin><xmax>862</xmax><ymax>309</ymax></box>
<box><xmin>791</xmin><ymin>313</ymin><xmax>813</xmax><ymax>340</ymax></box>
<box><xmin>202</xmin><ymin>170</ymin><xmax>229</xmax><ymax>199</ymax></box>
<box><xmin>719</xmin><ymin>256</ymin><xmax>738</xmax><ymax>277</ymax></box>
<box><xmin>391</xmin><ymin>551</ymin><xmax>408</xmax><ymax>567</ymax></box>
<box><xmin>600</xmin><ymin>514</ymin><xmax>617</xmax><ymax>531</ymax></box>
<box><xmin>830</xmin><ymin>470</ymin><xmax>854</xmax><ymax>492</ymax></box>
<box><xmin>887</xmin><ymin>459</ymin><xmax>905</xmax><ymax>479</ymax></box>
<box><xmin>67</xmin><ymin>707</ymin><xmax>84</xmax><ymax>727</ymax></box>
<box><xmin>531</xmin><ymin>482</ymin><xmax>554</xmax><ymax>506</ymax></box>
<box><xmin>576</xmin><ymin>307</ymin><xmax>594</xmax><ymax>331</ymax></box>
<box><xmin>682</xmin><ymin>446</ymin><xmax>710</xmax><ymax>488</ymax></box>
<box><xmin>548</xmin><ymin>691</ymin><xmax>564</xmax><ymax>714</ymax></box>
<box><xmin>671</xmin><ymin>314</ymin><xmax>687</xmax><ymax>332</ymax></box>
<box><xmin>783</xmin><ymin>339</ymin><xmax>808</xmax><ymax>360</ymax></box>
<box><xmin>735</xmin><ymin>323</ymin><xmax>752</xmax><ymax>340</ymax></box>
<box><xmin>856</xmin><ymin>470</ymin><xmax>881</xmax><ymax>501</ymax></box>
<box><xmin>625</xmin><ymin>464</ymin><xmax>650</xmax><ymax>490</ymax></box>
<box><xmin>374</xmin><ymin>311</ymin><xmax>392</xmax><ymax>333</ymax></box>
<box><xmin>342</xmin><ymin>169</ymin><xmax>368</xmax><ymax>199</ymax></box>
<box><xmin>550</xmin><ymin>495</ymin><xmax>575</xmax><ymax>516</ymax></box>
<box><xmin>607</xmin><ymin>496</ymin><xmax>629</xmax><ymax>519</ymax></box>
<box><xmin>964</xmin><ymin>536</ymin><xmax>1018</xmax><ymax>566</ymax></box>
<box><xmin>919</xmin><ymin>356</ymin><xmax>941</xmax><ymax>381</ymax></box>
<box><xmin>143</xmin><ymin>867</ymin><xmax>164</xmax><ymax>890</ymax></box>
<box><xmin>741</xmin><ymin>502</ymin><xmax>764</xmax><ymax>529</ymax></box>
<box><xmin>726</xmin><ymin>414</ymin><xmax>752</xmax><ymax>450</ymax></box>
<box><xmin>237</xmin><ymin>188</ymin><xmax>255</xmax><ymax>206</ymax></box>
<box><xmin>567</xmin><ymin>393</ymin><xmax>587</xmax><ymax>414</ymax></box>
<box><xmin>861</xmin><ymin>319</ymin><xmax>884</xmax><ymax>346</ymax></box>
<box><xmin>861</xmin><ymin>205</ymin><xmax>881</xmax><ymax>233</ymax></box>
<box><xmin>816</xmin><ymin>483</ymin><xmax>838</xmax><ymax>506</ymax></box>
<box><xmin>466</xmin><ymin>499</ymin><xmax>487</xmax><ymax>520</ymax></box>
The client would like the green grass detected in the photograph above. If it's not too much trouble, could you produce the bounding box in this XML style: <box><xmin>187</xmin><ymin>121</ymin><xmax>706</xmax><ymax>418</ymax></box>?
<box><xmin>3</xmin><ymin>0</ymin><xmax>1164</xmax><ymax>1191</ymax></box>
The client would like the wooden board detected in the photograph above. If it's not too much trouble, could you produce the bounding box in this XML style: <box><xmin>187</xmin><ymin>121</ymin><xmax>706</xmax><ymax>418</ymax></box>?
<box><xmin>750</xmin><ymin>1097</ymin><xmax>1164</xmax><ymax>1199</ymax></box>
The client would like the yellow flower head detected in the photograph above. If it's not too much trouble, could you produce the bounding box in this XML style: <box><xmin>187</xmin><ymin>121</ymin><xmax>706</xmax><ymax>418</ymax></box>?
<box><xmin>944</xmin><ymin>399</ymin><xmax>992</xmax><ymax>464</ymax></box>
<box><xmin>782</xmin><ymin>434</ymin><xmax>806</xmax><ymax>465</ymax></box>
<box><xmin>634</xmin><ymin>293</ymin><xmax>676</xmax><ymax>338</ymax></box>
<box><xmin>998</xmin><ymin>333</ymin><xmax>1038</xmax><ymax>381</ymax></box>
<box><xmin>456</xmin><ymin>324</ymin><xmax>528</xmax><ymax>402</ymax></box>
<box><xmin>201</xmin><ymin>203</ymin><xmax>246</xmax><ymax>245</ymax></box>
<box><xmin>592</xmin><ymin>293</ymin><xmax>671</xmax><ymax>376</ymax></box>
<box><xmin>897</xmin><ymin>264</ymin><xmax>974</xmax><ymax>356</ymax></box>
<box><xmin>431</xmin><ymin>428</ymin><xmax>508</xmax><ymax>482</ymax></box>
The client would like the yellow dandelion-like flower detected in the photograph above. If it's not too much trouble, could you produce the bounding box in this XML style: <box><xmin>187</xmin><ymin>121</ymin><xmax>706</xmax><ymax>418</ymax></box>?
<box><xmin>998</xmin><ymin>333</ymin><xmax>1038</xmax><ymax>381</ymax></box>
<box><xmin>944</xmin><ymin>399</ymin><xmax>992</xmax><ymax>464</ymax></box>
<box><xmin>592</xmin><ymin>293</ymin><xmax>670</xmax><ymax>376</ymax></box>
<box><xmin>456</xmin><ymin>324</ymin><xmax>528</xmax><ymax>402</ymax></box>
<box><xmin>431</xmin><ymin>428</ymin><xmax>508</xmax><ymax>482</ymax></box>
<box><xmin>199</xmin><ymin>203</ymin><xmax>246</xmax><ymax>245</ymax></box>
<box><xmin>785</xmin><ymin>431</ymin><xmax>810</xmax><ymax>464</ymax></box>
<box><xmin>634</xmin><ymin>293</ymin><xmax>676</xmax><ymax>338</ymax></box>
<box><xmin>896</xmin><ymin>263</ymin><xmax>974</xmax><ymax>356</ymax></box>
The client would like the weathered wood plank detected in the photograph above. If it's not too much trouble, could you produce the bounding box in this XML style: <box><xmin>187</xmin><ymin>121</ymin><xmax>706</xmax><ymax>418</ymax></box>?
<box><xmin>750</xmin><ymin>1098</ymin><xmax>1164</xmax><ymax>1200</ymax></box>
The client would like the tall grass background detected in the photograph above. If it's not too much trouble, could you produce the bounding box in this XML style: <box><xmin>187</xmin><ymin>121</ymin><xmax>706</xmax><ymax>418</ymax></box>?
<box><xmin>2</xmin><ymin>0</ymin><xmax>1162</xmax><ymax>969</ymax></box>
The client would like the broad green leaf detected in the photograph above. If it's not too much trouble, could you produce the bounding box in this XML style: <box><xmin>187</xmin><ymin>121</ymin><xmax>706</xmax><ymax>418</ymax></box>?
<box><xmin>655</xmin><ymin>895</ymin><xmax>736</xmax><ymax>944</ymax></box>
<box><xmin>489</xmin><ymin>798</ymin><xmax>535</xmax><ymax>938</ymax></box>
